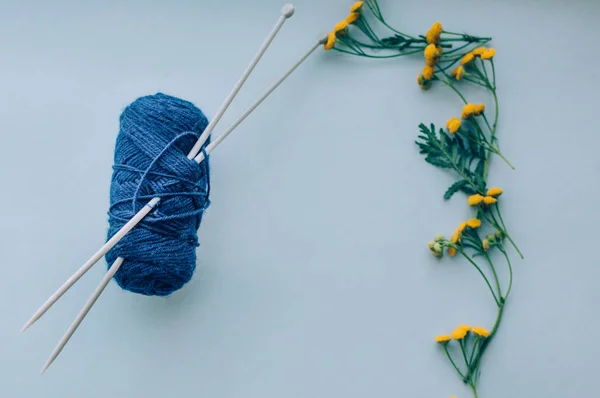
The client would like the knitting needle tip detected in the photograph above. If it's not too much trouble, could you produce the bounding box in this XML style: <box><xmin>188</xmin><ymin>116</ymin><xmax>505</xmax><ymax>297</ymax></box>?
<box><xmin>21</xmin><ymin>317</ymin><xmax>36</xmax><ymax>333</ymax></box>
<box><xmin>40</xmin><ymin>357</ymin><xmax>54</xmax><ymax>375</ymax></box>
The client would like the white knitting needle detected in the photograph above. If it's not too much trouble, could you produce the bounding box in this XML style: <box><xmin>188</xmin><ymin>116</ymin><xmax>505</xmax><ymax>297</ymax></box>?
<box><xmin>22</xmin><ymin>3</ymin><xmax>295</xmax><ymax>335</ymax></box>
<box><xmin>38</xmin><ymin>36</ymin><xmax>325</xmax><ymax>374</ymax></box>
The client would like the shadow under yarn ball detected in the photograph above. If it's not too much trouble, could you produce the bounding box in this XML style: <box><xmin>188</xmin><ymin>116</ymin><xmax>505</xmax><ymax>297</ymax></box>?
<box><xmin>105</xmin><ymin>93</ymin><xmax>211</xmax><ymax>296</ymax></box>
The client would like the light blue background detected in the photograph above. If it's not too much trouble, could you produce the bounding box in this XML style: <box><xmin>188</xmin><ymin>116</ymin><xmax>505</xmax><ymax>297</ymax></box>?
<box><xmin>1</xmin><ymin>0</ymin><xmax>599</xmax><ymax>397</ymax></box>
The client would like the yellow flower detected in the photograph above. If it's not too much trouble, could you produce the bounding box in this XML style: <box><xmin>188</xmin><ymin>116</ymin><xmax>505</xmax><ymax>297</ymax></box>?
<box><xmin>446</xmin><ymin>117</ymin><xmax>461</xmax><ymax>134</ymax></box>
<box><xmin>417</xmin><ymin>73</ymin><xmax>432</xmax><ymax>90</ymax></box>
<box><xmin>457</xmin><ymin>324</ymin><xmax>472</xmax><ymax>331</ymax></box>
<box><xmin>466</xmin><ymin>218</ymin><xmax>481</xmax><ymax>229</ymax></box>
<box><xmin>468</xmin><ymin>194</ymin><xmax>484</xmax><ymax>206</ymax></box>
<box><xmin>472</xmin><ymin>47</ymin><xmax>487</xmax><ymax>56</ymax></box>
<box><xmin>346</xmin><ymin>12</ymin><xmax>359</xmax><ymax>24</ymax></box>
<box><xmin>350</xmin><ymin>1</ymin><xmax>364</xmax><ymax>12</ymax></box>
<box><xmin>482</xmin><ymin>238</ymin><xmax>489</xmax><ymax>251</ymax></box>
<box><xmin>451</xmin><ymin>65</ymin><xmax>464</xmax><ymax>81</ymax></box>
<box><xmin>426</xmin><ymin>21</ymin><xmax>443</xmax><ymax>44</ymax></box>
<box><xmin>487</xmin><ymin>187</ymin><xmax>503</xmax><ymax>197</ymax></box>
<box><xmin>461</xmin><ymin>103</ymin><xmax>476</xmax><ymax>119</ymax></box>
<box><xmin>483</xmin><ymin>196</ymin><xmax>497</xmax><ymax>205</ymax></box>
<box><xmin>461</xmin><ymin>52</ymin><xmax>475</xmax><ymax>65</ymax></box>
<box><xmin>424</xmin><ymin>44</ymin><xmax>440</xmax><ymax>61</ymax></box>
<box><xmin>481</xmin><ymin>48</ymin><xmax>496</xmax><ymax>60</ymax></box>
<box><xmin>474</xmin><ymin>104</ymin><xmax>485</xmax><ymax>115</ymax></box>
<box><xmin>425</xmin><ymin>57</ymin><xmax>436</xmax><ymax>67</ymax></box>
<box><xmin>457</xmin><ymin>222</ymin><xmax>468</xmax><ymax>234</ymax></box>
<box><xmin>448</xmin><ymin>247</ymin><xmax>456</xmax><ymax>256</ymax></box>
<box><xmin>324</xmin><ymin>32</ymin><xmax>336</xmax><ymax>50</ymax></box>
<box><xmin>451</xmin><ymin>327</ymin><xmax>468</xmax><ymax>340</ymax></box>
<box><xmin>435</xmin><ymin>334</ymin><xmax>451</xmax><ymax>343</ymax></box>
<box><xmin>473</xmin><ymin>326</ymin><xmax>491</xmax><ymax>338</ymax></box>
<box><xmin>451</xmin><ymin>230</ymin><xmax>460</xmax><ymax>243</ymax></box>
<box><xmin>334</xmin><ymin>20</ymin><xmax>349</xmax><ymax>33</ymax></box>
<box><xmin>423</xmin><ymin>65</ymin><xmax>434</xmax><ymax>80</ymax></box>
<box><xmin>436</xmin><ymin>45</ymin><xmax>443</xmax><ymax>55</ymax></box>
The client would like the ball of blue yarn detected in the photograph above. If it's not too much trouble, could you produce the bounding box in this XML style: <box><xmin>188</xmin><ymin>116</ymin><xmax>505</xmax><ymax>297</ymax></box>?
<box><xmin>105</xmin><ymin>93</ymin><xmax>210</xmax><ymax>296</ymax></box>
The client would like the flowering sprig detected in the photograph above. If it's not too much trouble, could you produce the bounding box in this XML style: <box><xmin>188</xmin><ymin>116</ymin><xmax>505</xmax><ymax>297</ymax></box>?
<box><xmin>322</xmin><ymin>1</ymin><xmax>490</xmax><ymax>65</ymax></box>
<box><xmin>324</xmin><ymin>2</ymin><xmax>523</xmax><ymax>397</ymax></box>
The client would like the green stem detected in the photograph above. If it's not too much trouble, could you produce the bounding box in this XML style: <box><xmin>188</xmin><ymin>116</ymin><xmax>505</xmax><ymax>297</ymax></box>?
<box><xmin>459</xmin><ymin>339</ymin><xmax>471</xmax><ymax>371</ymax></box>
<box><xmin>470</xmin><ymin>383</ymin><xmax>479</xmax><ymax>398</ymax></box>
<box><xmin>468</xmin><ymin>304</ymin><xmax>505</xmax><ymax>382</ymax></box>
<box><xmin>469</xmin><ymin>337</ymin><xmax>480</xmax><ymax>365</ymax></box>
<box><xmin>438</xmin><ymin>73</ymin><xmax>468</xmax><ymax>103</ymax></box>
<box><xmin>499</xmin><ymin>245</ymin><xmax>514</xmax><ymax>300</ymax></box>
<box><xmin>444</xmin><ymin>344</ymin><xmax>466</xmax><ymax>379</ymax></box>
<box><xmin>457</xmin><ymin>249</ymin><xmax>501</xmax><ymax>306</ymax></box>
<box><xmin>491</xmin><ymin>59</ymin><xmax>497</xmax><ymax>90</ymax></box>
<box><xmin>484</xmin><ymin>253</ymin><xmax>503</xmax><ymax>302</ymax></box>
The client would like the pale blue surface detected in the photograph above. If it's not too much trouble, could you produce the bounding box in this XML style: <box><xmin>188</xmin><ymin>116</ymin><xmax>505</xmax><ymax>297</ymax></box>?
<box><xmin>1</xmin><ymin>1</ymin><xmax>599</xmax><ymax>397</ymax></box>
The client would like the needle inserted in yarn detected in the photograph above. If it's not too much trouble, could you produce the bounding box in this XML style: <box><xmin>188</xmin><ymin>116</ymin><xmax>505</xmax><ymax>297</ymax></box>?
<box><xmin>105</xmin><ymin>93</ymin><xmax>210</xmax><ymax>296</ymax></box>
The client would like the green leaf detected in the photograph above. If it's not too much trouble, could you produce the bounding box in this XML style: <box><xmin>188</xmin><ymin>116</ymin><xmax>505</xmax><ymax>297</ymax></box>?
<box><xmin>443</xmin><ymin>180</ymin><xmax>468</xmax><ymax>200</ymax></box>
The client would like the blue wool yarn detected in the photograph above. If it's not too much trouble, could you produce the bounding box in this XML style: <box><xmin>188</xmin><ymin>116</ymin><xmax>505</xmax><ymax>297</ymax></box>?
<box><xmin>105</xmin><ymin>93</ymin><xmax>210</xmax><ymax>296</ymax></box>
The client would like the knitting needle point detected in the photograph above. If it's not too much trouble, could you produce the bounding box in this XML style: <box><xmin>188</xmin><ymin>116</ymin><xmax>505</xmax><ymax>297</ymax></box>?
<box><xmin>39</xmin><ymin>258</ymin><xmax>124</xmax><ymax>374</ymax></box>
<box><xmin>38</xmin><ymin>36</ymin><xmax>322</xmax><ymax>372</ymax></box>
<box><xmin>22</xmin><ymin>6</ymin><xmax>294</xmax><ymax>334</ymax></box>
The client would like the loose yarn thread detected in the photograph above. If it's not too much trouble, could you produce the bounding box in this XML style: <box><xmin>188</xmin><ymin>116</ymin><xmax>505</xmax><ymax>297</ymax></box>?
<box><xmin>105</xmin><ymin>93</ymin><xmax>210</xmax><ymax>296</ymax></box>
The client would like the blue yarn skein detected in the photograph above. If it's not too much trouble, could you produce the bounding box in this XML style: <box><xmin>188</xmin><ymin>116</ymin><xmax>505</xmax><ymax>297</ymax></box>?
<box><xmin>105</xmin><ymin>93</ymin><xmax>210</xmax><ymax>296</ymax></box>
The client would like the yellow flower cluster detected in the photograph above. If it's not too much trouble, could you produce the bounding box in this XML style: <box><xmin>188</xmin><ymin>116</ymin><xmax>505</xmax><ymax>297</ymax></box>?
<box><xmin>426</xmin><ymin>21</ymin><xmax>443</xmax><ymax>45</ymax></box>
<box><xmin>446</xmin><ymin>117</ymin><xmax>461</xmax><ymax>134</ymax></box>
<box><xmin>436</xmin><ymin>324</ymin><xmax>489</xmax><ymax>343</ymax></box>
<box><xmin>450</xmin><ymin>325</ymin><xmax>470</xmax><ymax>340</ymax></box>
<box><xmin>324</xmin><ymin>2</ymin><xmax>364</xmax><ymax>50</ymax></box>
<box><xmin>447</xmin><ymin>218</ymin><xmax>481</xmax><ymax>256</ymax></box>
<box><xmin>435</xmin><ymin>334</ymin><xmax>451</xmax><ymax>343</ymax></box>
<box><xmin>418</xmin><ymin>21</ymin><xmax>444</xmax><ymax>89</ymax></box>
<box><xmin>451</xmin><ymin>46</ymin><xmax>496</xmax><ymax>81</ymax></box>
<box><xmin>472</xmin><ymin>326</ymin><xmax>491</xmax><ymax>337</ymax></box>
<box><xmin>468</xmin><ymin>187</ymin><xmax>503</xmax><ymax>207</ymax></box>
<box><xmin>461</xmin><ymin>103</ymin><xmax>485</xmax><ymax>119</ymax></box>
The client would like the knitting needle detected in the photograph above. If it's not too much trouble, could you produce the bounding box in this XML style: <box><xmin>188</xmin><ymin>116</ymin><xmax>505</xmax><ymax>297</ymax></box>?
<box><xmin>22</xmin><ymin>3</ymin><xmax>295</xmax><ymax>335</ymax></box>
<box><xmin>38</xmin><ymin>36</ymin><xmax>325</xmax><ymax>374</ymax></box>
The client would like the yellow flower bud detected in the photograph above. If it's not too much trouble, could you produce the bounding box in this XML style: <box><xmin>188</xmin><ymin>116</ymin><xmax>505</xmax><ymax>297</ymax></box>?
<box><xmin>451</xmin><ymin>65</ymin><xmax>464</xmax><ymax>81</ymax></box>
<box><xmin>483</xmin><ymin>196</ymin><xmax>497</xmax><ymax>205</ymax></box>
<box><xmin>461</xmin><ymin>103</ymin><xmax>476</xmax><ymax>119</ymax></box>
<box><xmin>334</xmin><ymin>20</ymin><xmax>349</xmax><ymax>33</ymax></box>
<box><xmin>472</xmin><ymin>47</ymin><xmax>487</xmax><ymax>56</ymax></box>
<box><xmin>446</xmin><ymin>117</ymin><xmax>461</xmax><ymax>134</ymax></box>
<box><xmin>473</xmin><ymin>326</ymin><xmax>490</xmax><ymax>337</ymax></box>
<box><xmin>474</xmin><ymin>104</ymin><xmax>485</xmax><ymax>115</ymax></box>
<box><xmin>346</xmin><ymin>12</ymin><xmax>359</xmax><ymax>24</ymax></box>
<box><xmin>350</xmin><ymin>1</ymin><xmax>364</xmax><ymax>12</ymax></box>
<box><xmin>426</xmin><ymin>21</ymin><xmax>443</xmax><ymax>44</ymax></box>
<box><xmin>481</xmin><ymin>48</ymin><xmax>496</xmax><ymax>60</ymax></box>
<box><xmin>324</xmin><ymin>32</ymin><xmax>336</xmax><ymax>50</ymax></box>
<box><xmin>466</xmin><ymin>218</ymin><xmax>481</xmax><ymax>229</ymax></box>
<box><xmin>435</xmin><ymin>334</ymin><xmax>451</xmax><ymax>343</ymax></box>
<box><xmin>423</xmin><ymin>65</ymin><xmax>434</xmax><ymax>80</ymax></box>
<box><xmin>424</xmin><ymin>44</ymin><xmax>440</xmax><ymax>61</ymax></box>
<box><xmin>487</xmin><ymin>187</ymin><xmax>503</xmax><ymax>197</ymax></box>
<box><xmin>461</xmin><ymin>52</ymin><xmax>475</xmax><ymax>65</ymax></box>
<box><xmin>451</xmin><ymin>327</ymin><xmax>468</xmax><ymax>340</ymax></box>
<box><xmin>468</xmin><ymin>194</ymin><xmax>484</xmax><ymax>206</ymax></box>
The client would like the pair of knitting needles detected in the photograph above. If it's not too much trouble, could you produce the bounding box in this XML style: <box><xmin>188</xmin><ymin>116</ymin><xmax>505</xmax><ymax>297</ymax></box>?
<box><xmin>22</xmin><ymin>3</ymin><xmax>326</xmax><ymax>374</ymax></box>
